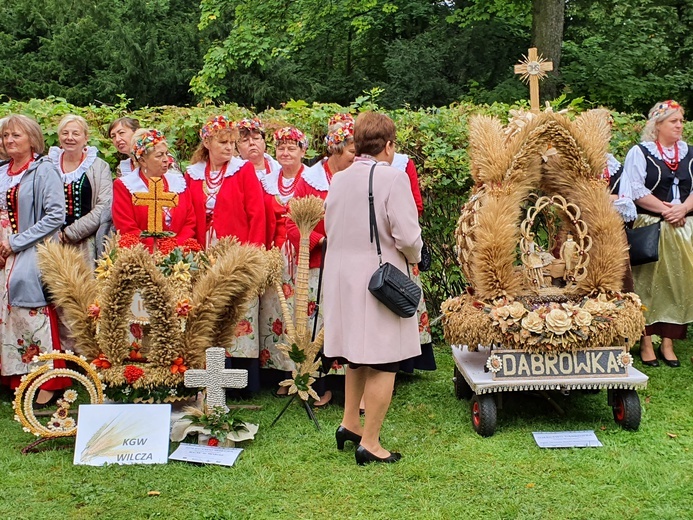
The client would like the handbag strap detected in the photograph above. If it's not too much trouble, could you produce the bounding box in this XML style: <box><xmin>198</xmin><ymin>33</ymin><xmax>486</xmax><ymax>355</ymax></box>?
<box><xmin>368</xmin><ymin>163</ymin><xmax>383</xmax><ymax>266</ymax></box>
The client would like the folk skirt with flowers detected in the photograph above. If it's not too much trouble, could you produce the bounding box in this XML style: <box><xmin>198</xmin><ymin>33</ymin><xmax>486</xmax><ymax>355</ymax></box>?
<box><xmin>259</xmin><ymin>251</ymin><xmax>295</xmax><ymax>371</ymax></box>
<box><xmin>0</xmin><ymin>209</ymin><xmax>63</xmax><ymax>385</ymax></box>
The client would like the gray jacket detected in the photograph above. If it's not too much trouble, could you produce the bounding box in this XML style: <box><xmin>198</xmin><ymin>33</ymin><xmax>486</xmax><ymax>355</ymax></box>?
<box><xmin>7</xmin><ymin>156</ymin><xmax>66</xmax><ymax>307</ymax></box>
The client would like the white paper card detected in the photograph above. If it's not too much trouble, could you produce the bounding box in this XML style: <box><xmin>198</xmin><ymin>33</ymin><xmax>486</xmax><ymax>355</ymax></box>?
<box><xmin>533</xmin><ymin>430</ymin><xmax>603</xmax><ymax>448</ymax></box>
<box><xmin>169</xmin><ymin>443</ymin><xmax>243</xmax><ymax>466</ymax></box>
<box><xmin>73</xmin><ymin>404</ymin><xmax>171</xmax><ymax>466</ymax></box>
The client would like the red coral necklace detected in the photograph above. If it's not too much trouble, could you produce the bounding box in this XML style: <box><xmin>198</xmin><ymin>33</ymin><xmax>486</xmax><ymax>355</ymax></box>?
<box><xmin>7</xmin><ymin>156</ymin><xmax>33</xmax><ymax>176</ymax></box>
<box><xmin>656</xmin><ymin>141</ymin><xmax>679</xmax><ymax>170</ymax></box>
<box><xmin>205</xmin><ymin>160</ymin><xmax>227</xmax><ymax>190</ymax></box>
<box><xmin>277</xmin><ymin>165</ymin><xmax>303</xmax><ymax>197</ymax></box>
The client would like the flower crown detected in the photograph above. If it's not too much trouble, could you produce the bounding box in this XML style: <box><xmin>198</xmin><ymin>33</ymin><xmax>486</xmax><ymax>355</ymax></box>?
<box><xmin>325</xmin><ymin>121</ymin><xmax>354</xmax><ymax>148</ymax></box>
<box><xmin>199</xmin><ymin>115</ymin><xmax>232</xmax><ymax>140</ymax></box>
<box><xmin>133</xmin><ymin>129</ymin><xmax>167</xmax><ymax>161</ymax></box>
<box><xmin>328</xmin><ymin>113</ymin><xmax>354</xmax><ymax>127</ymax></box>
<box><xmin>649</xmin><ymin>100</ymin><xmax>682</xmax><ymax>121</ymax></box>
<box><xmin>236</xmin><ymin>117</ymin><xmax>265</xmax><ymax>134</ymax></box>
<box><xmin>273</xmin><ymin>127</ymin><xmax>308</xmax><ymax>148</ymax></box>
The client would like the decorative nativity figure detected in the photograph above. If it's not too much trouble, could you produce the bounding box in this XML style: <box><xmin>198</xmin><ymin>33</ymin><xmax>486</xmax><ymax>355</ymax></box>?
<box><xmin>560</xmin><ymin>233</ymin><xmax>580</xmax><ymax>282</ymax></box>
<box><xmin>525</xmin><ymin>237</ymin><xmax>548</xmax><ymax>288</ymax></box>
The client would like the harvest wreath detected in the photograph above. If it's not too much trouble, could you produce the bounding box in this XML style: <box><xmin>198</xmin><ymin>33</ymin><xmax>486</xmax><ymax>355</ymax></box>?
<box><xmin>38</xmin><ymin>234</ymin><xmax>278</xmax><ymax>403</ymax></box>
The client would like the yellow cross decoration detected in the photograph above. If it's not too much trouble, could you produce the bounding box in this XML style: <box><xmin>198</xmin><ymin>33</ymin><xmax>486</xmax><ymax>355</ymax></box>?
<box><xmin>514</xmin><ymin>47</ymin><xmax>554</xmax><ymax>113</ymax></box>
<box><xmin>132</xmin><ymin>177</ymin><xmax>179</xmax><ymax>233</ymax></box>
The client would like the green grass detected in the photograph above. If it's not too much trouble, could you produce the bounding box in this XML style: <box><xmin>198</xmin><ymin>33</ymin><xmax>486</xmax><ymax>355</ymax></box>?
<box><xmin>0</xmin><ymin>343</ymin><xmax>691</xmax><ymax>520</ymax></box>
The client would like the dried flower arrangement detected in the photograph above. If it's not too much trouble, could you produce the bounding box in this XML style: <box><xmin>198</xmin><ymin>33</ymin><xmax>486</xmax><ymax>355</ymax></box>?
<box><xmin>37</xmin><ymin>235</ymin><xmax>277</xmax><ymax>403</ymax></box>
<box><xmin>444</xmin><ymin>109</ymin><xmax>645</xmax><ymax>352</ymax></box>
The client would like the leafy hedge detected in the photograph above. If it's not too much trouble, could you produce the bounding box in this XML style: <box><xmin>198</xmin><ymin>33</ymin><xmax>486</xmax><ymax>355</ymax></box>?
<box><xmin>1</xmin><ymin>95</ymin><xmax>678</xmax><ymax>339</ymax></box>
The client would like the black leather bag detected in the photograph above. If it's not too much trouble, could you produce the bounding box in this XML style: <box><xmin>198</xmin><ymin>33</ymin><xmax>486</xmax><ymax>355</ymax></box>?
<box><xmin>625</xmin><ymin>221</ymin><xmax>661</xmax><ymax>266</ymax></box>
<box><xmin>367</xmin><ymin>164</ymin><xmax>421</xmax><ymax>318</ymax></box>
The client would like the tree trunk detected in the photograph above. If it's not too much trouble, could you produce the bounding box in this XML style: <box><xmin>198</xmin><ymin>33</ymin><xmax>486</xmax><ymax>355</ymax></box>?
<box><xmin>531</xmin><ymin>0</ymin><xmax>564</xmax><ymax>100</ymax></box>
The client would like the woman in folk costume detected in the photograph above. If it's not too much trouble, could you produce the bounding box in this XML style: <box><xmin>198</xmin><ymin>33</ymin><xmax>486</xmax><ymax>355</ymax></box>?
<box><xmin>390</xmin><ymin>152</ymin><xmax>436</xmax><ymax>374</ymax></box>
<box><xmin>257</xmin><ymin>127</ymin><xmax>308</xmax><ymax>392</ymax></box>
<box><xmin>185</xmin><ymin>115</ymin><xmax>267</xmax><ymax>393</ymax></box>
<box><xmin>619</xmin><ymin>100</ymin><xmax>693</xmax><ymax>368</ymax></box>
<box><xmin>48</xmin><ymin>114</ymin><xmax>113</xmax><ymax>265</ymax></box>
<box><xmin>111</xmin><ymin>129</ymin><xmax>197</xmax><ymax>249</ymax></box>
<box><xmin>286</xmin><ymin>114</ymin><xmax>356</xmax><ymax>406</ymax></box>
<box><xmin>0</xmin><ymin>115</ymin><xmax>71</xmax><ymax>404</ymax></box>
<box><xmin>108</xmin><ymin>117</ymin><xmax>140</xmax><ymax>178</ymax></box>
<box><xmin>235</xmin><ymin>117</ymin><xmax>281</xmax><ymax>181</ymax></box>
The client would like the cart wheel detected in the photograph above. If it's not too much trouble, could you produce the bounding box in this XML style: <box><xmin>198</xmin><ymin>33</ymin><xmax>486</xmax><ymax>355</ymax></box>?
<box><xmin>454</xmin><ymin>366</ymin><xmax>473</xmax><ymax>400</ymax></box>
<box><xmin>470</xmin><ymin>394</ymin><xmax>497</xmax><ymax>437</ymax></box>
<box><xmin>612</xmin><ymin>390</ymin><xmax>641</xmax><ymax>431</ymax></box>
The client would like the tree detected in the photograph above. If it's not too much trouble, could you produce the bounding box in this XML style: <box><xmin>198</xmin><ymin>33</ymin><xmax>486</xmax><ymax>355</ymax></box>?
<box><xmin>531</xmin><ymin>0</ymin><xmax>564</xmax><ymax>98</ymax></box>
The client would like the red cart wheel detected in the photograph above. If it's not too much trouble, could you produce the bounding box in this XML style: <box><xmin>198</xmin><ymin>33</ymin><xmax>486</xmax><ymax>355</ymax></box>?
<box><xmin>612</xmin><ymin>389</ymin><xmax>641</xmax><ymax>431</ymax></box>
<box><xmin>470</xmin><ymin>393</ymin><xmax>497</xmax><ymax>437</ymax></box>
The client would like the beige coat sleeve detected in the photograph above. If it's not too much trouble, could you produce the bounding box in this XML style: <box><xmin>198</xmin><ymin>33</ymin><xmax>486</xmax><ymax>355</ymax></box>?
<box><xmin>387</xmin><ymin>170</ymin><xmax>423</xmax><ymax>264</ymax></box>
<box><xmin>63</xmin><ymin>158</ymin><xmax>113</xmax><ymax>243</ymax></box>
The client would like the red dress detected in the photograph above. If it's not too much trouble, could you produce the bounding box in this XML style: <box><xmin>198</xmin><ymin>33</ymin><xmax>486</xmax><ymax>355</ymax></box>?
<box><xmin>259</xmin><ymin>165</ymin><xmax>305</xmax><ymax>249</ymax></box>
<box><xmin>112</xmin><ymin>170</ymin><xmax>197</xmax><ymax>249</ymax></box>
<box><xmin>185</xmin><ymin>159</ymin><xmax>267</xmax><ymax>248</ymax></box>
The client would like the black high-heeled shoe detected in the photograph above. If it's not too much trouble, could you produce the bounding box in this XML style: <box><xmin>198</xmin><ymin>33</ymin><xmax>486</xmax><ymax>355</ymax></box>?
<box><xmin>336</xmin><ymin>426</ymin><xmax>362</xmax><ymax>450</ymax></box>
<box><xmin>657</xmin><ymin>347</ymin><xmax>680</xmax><ymax>368</ymax></box>
<box><xmin>355</xmin><ymin>445</ymin><xmax>402</xmax><ymax>465</ymax></box>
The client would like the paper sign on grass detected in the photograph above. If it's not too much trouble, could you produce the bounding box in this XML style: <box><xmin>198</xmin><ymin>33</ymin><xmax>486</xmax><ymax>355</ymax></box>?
<box><xmin>533</xmin><ymin>430</ymin><xmax>603</xmax><ymax>448</ymax></box>
<box><xmin>169</xmin><ymin>443</ymin><xmax>243</xmax><ymax>467</ymax></box>
<box><xmin>74</xmin><ymin>404</ymin><xmax>171</xmax><ymax>466</ymax></box>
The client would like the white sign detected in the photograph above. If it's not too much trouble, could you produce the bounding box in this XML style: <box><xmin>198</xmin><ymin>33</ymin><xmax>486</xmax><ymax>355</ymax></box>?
<box><xmin>74</xmin><ymin>404</ymin><xmax>171</xmax><ymax>466</ymax></box>
<box><xmin>169</xmin><ymin>443</ymin><xmax>243</xmax><ymax>467</ymax></box>
<box><xmin>533</xmin><ymin>430</ymin><xmax>603</xmax><ymax>448</ymax></box>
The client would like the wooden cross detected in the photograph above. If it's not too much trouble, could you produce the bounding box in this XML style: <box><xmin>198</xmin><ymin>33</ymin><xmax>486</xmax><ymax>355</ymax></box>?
<box><xmin>132</xmin><ymin>177</ymin><xmax>179</xmax><ymax>233</ymax></box>
<box><xmin>514</xmin><ymin>47</ymin><xmax>554</xmax><ymax>113</ymax></box>
<box><xmin>184</xmin><ymin>348</ymin><xmax>248</xmax><ymax>410</ymax></box>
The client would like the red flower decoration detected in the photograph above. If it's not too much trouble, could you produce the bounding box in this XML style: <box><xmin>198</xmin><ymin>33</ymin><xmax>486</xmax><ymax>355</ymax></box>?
<box><xmin>235</xmin><ymin>319</ymin><xmax>253</xmax><ymax>337</ymax></box>
<box><xmin>130</xmin><ymin>323</ymin><xmax>143</xmax><ymax>339</ymax></box>
<box><xmin>92</xmin><ymin>353</ymin><xmax>112</xmax><ymax>369</ymax></box>
<box><xmin>129</xmin><ymin>342</ymin><xmax>144</xmax><ymax>361</ymax></box>
<box><xmin>259</xmin><ymin>348</ymin><xmax>271</xmax><ymax>367</ymax></box>
<box><xmin>282</xmin><ymin>283</ymin><xmax>294</xmax><ymax>299</ymax></box>
<box><xmin>412</xmin><ymin>264</ymin><xmax>420</xmax><ymax>277</ymax></box>
<box><xmin>181</xmin><ymin>238</ymin><xmax>202</xmax><ymax>253</ymax></box>
<box><xmin>170</xmin><ymin>356</ymin><xmax>187</xmax><ymax>374</ymax></box>
<box><xmin>331</xmin><ymin>360</ymin><xmax>343</xmax><ymax>371</ymax></box>
<box><xmin>419</xmin><ymin>311</ymin><xmax>430</xmax><ymax>333</ymax></box>
<box><xmin>176</xmin><ymin>299</ymin><xmax>192</xmax><ymax>317</ymax></box>
<box><xmin>306</xmin><ymin>301</ymin><xmax>317</xmax><ymax>317</ymax></box>
<box><xmin>271</xmin><ymin>319</ymin><xmax>283</xmax><ymax>337</ymax></box>
<box><xmin>157</xmin><ymin>237</ymin><xmax>178</xmax><ymax>256</ymax></box>
<box><xmin>123</xmin><ymin>365</ymin><xmax>145</xmax><ymax>384</ymax></box>
<box><xmin>118</xmin><ymin>233</ymin><xmax>140</xmax><ymax>249</ymax></box>
<box><xmin>21</xmin><ymin>344</ymin><xmax>40</xmax><ymax>364</ymax></box>
<box><xmin>87</xmin><ymin>302</ymin><xmax>101</xmax><ymax>320</ymax></box>
<box><xmin>207</xmin><ymin>437</ymin><xmax>219</xmax><ymax>447</ymax></box>
<box><xmin>17</xmin><ymin>338</ymin><xmax>24</xmax><ymax>346</ymax></box>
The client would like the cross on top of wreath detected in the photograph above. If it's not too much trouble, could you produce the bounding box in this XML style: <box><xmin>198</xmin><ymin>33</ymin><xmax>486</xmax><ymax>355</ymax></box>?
<box><xmin>514</xmin><ymin>47</ymin><xmax>554</xmax><ymax>113</ymax></box>
<box><xmin>132</xmin><ymin>177</ymin><xmax>179</xmax><ymax>233</ymax></box>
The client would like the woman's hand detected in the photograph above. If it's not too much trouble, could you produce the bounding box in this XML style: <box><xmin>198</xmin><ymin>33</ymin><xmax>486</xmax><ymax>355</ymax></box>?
<box><xmin>0</xmin><ymin>240</ymin><xmax>12</xmax><ymax>258</ymax></box>
<box><xmin>662</xmin><ymin>201</ymin><xmax>688</xmax><ymax>225</ymax></box>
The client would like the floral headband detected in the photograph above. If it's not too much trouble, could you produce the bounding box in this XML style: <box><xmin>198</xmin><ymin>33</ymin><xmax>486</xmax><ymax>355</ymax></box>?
<box><xmin>649</xmin><ymin>100</ymin><xmax>682</xmax><ymax>121</ymax></box>
<box><xmin>199</xmin><ymin>115</ymin><xmax>232</xmax><ymax>140</ymax></box>
<box><xmin>328</xmin><ymin>113</ymin><xmax>354</xmax><ymax>127</ymax></box>
<box><xmin>325</xmin><ymin>121</ymin><xmax>354</xmax><ymax>147</ymax></box>
<box><xmin>133</xmin><ymin>129</ymin><xmax>166</xmax><ymax>161</ymax></box>
<box><xmin>273</xmin><ymin>127</ymin><xmax>308</xmax><ymax>148</ymax></box>
<box><xmin>236</xmin><ymin>117</ymin><xmax>265</xmax><ymax>134</ymax></box>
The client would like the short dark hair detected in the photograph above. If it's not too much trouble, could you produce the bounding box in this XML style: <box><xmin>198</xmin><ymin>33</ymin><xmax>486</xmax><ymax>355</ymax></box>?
<box><xmin>354</xmin><ymin>112</ymin><xmax>395</xmax><ymax>157</ymax></box>
<box><xmin>108</xmin><ymin>116</ymin><xmax>140</xmax><ymax>137</ymax></box>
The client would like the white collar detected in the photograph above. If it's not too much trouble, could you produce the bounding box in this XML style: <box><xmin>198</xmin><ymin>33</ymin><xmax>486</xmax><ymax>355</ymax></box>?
<box><xmin>391</xmin><ymin>152</ymin><xmax>409</xmax><ymax>172</ymax></box>
<box><xmin>49</xmin><ymin>146</ymin><xmax>99</xmax><ymax>184</ymax></box>
<box><xmin>120</xmin><ymin>171</ymin><xmax>187</xmax><ymax>195</ymax></box>
<box><xmin>186</xmin><ymin>157</ymin><xmax>247</xmax><ymax>181</ymax></box>
<box><xmin>0</xmin><ymin>161</ymin><xmax>25</xmax><ymax>194</ymax></box>
<box><xmin>119</xmin><ymin>158</ymin><xmax>138</xmax><ymax>177</ymax></box>
<box><xmin>303</xmin><ymin>159</ymin><xmax>329</xmax><ymax>191</ymax></box>
<box><xmin>641</xmin><ymin>141</ymin><xmax>689</xmax><ymax>160</ymax></box>
<box><xmin>606</xmin><ymin>153</ymin><xmax>621</xmax><ymax>176</ymax></box>
<box><xmin>261</xmin><ymin>166</ymin><xmax>303</xmax><ymax>201</ymax></box>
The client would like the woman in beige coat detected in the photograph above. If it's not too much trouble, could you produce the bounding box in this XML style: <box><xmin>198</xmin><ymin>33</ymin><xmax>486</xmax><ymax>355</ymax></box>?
<box><xmin>323</xmin><ymin>112</ymin><xmax>422</xmax><ymax>465</ymax></box>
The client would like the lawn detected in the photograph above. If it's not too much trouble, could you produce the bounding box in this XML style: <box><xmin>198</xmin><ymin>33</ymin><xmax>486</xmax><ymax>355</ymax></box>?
<box><xmin>0</xmin><ymin>342</ymin><xmax>690</xmax><ymax>520</ymax></box>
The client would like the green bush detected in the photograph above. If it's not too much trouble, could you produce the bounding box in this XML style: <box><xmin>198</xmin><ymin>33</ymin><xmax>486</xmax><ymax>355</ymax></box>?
<box><xmin>2</xmin><ymin>96</ymin><xmax>684</xmax><ymax>341</ymax></box>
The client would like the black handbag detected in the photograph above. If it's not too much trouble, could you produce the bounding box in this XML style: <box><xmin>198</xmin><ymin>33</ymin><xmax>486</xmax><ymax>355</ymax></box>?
<box><xmin>418</xmin><ymin>240</ymin><xmax>431</xmax><ymax>272</ymax></box>
<box><xmin>367</xmin><ymin>164</ymin><xmax>422</xmax><ymax>318</ymax></box>
<box><xmin>625</xmin><ymin>221</ymin><xmax>661</xmax><ymax>266</ymax></box>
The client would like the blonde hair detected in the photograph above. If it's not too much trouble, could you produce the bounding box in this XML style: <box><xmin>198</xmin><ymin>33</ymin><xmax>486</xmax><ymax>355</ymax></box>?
<box><xmin>0</xmin><ymin>114</ymin><xmax>45</xmax><ymax>155</ymax></box>
<box><xmin>57</xmin><ymin>114</ymin><xmax>89</xmax><ymax>137</ymax></box>
<box><xmin>190</xmin><ymin>127</ymin><xmax>238</xmax><ymax>165</ymax></box>
<box><xmin>641</xmin><ymin>102</ymin><xmax>684</xmax><ymax>142</ymax></box>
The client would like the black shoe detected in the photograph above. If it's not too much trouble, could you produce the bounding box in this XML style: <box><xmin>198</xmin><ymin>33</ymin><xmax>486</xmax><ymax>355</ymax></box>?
<box><xmin>355</xmin><ymin>445</ymin><xmax>402</xmax><ymax>465</ymax></box>
<box><xmin>640</xmin><ymin>356</ymin><xmax>660</xmax><ymax>367</ymax></box>
<box><xmin>657</xmin><ymin>347</ymin><xmax>680</xmax><ymax>368</ymax></box>
<box><xmin>336</xmin><ymin>426</ymin><xmax>362</xmax><ymax>450</ymax></box>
